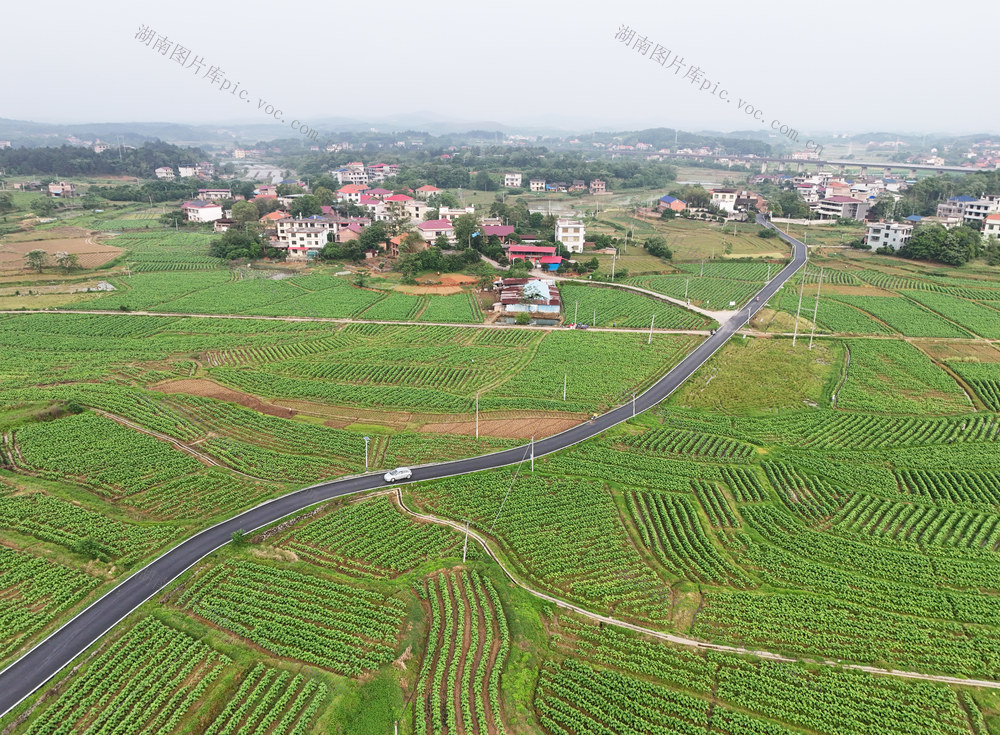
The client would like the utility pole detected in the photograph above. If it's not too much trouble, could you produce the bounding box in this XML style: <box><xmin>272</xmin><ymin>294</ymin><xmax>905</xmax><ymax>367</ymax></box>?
<box><xmin>363</xmin><ymin>436</ymin><xmax>370</xmax><ymax>471</ymax></box>
<box><xmin>766</xmin><ymin>263</ymin><xmax>771</xmax><ymax>281</ymax></box>
<box><xmin>530</xmin><ymin>435</ymin><xmax>534</xmax><ymax>472</ymax></box>
<box><xmin>611</xmin><ymin>249</ymin><xmax>617</xmax><ymax>280</ymax></box>
<box><xmin>648</xmin><ymin>314</ymin><xmax>655</xmax><ymax>344</ymax></box>
<box><xmin>574</xmin><ymin>301</ymin><xmax>578</xmax><ymax>324</ymax></box>
<box><xmin>700</xmin><ymin>259</ymin><xmax>705</xmax><ymax>277</ymax></box>
<box><xmin>792</xmin><ymin>266</ymin><xmax>807</xmax><ymax>347</ymax></box>
<box><xmin>809</xmin><ymin>267</ymin><xmax>824</xmax><ymax>350</ymax></box>
<box><xmin>684</xmin><ymin>278</ymin><xmax>690</xmax><ymax>304</ymax></box>
<box><xmin>563</xmin><ymin>371</ymin><xmax>567</xmax><ymax>401</ymax></box>
<box><xmin>475</xmin><ymin>392</ymin><xmax>479</xmax><ymax>439</ymax></box>
<box><xmin>462</xmin><ymin>520</ymin><xmax>470</xmax><ymax>563</ymax></box>
<box><xmin>632</xmin><ymin>392</ymin><xmax>636</xmax><ymax>417</ymax></box>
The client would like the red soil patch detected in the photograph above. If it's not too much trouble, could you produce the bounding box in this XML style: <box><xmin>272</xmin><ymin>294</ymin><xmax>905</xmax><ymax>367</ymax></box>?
<box><xmin>420</xmin><ymin>416</ymin><xmax>581</xmax><ymax>439</ymax></box>
<box><xmin>0</xmin><ymin>235</ymin><xmax>123</xmax><ymax>271</ymax></box>
<box><xmin>439</xmin><ymin>273</ymin><xmax>477</xmax><ymax>285</ymax></box>
<box><xmin>153</xmin><ymin>378</ymin><xmax>295</xmax><ymax>418</ymax></box>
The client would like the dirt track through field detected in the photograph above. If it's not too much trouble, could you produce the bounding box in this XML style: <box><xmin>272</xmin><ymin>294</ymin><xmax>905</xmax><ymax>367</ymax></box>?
<box><xmin>392</xmin><ymin>489</ymin><xmax>1000</xmax><ymax>691</ymax></box>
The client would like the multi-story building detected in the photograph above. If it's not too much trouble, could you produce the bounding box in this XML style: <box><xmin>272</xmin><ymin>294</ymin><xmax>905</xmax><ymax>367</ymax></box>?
<box><xmin>710</xmin><ymin>188</ymin><xmax>737</xmax><ymax>213</ymax></box>
<box><xmin>333</xmin><ymin>163</ymin><xmax>369</xmax><ymax>186</ymax></box>
<box><xmin>984</xmin><ymin>213</ymin><xmax>1000</xmax><ymax>241</ymax></box>
<box><xmin>437</xmin><ymin>205</ymin><xmax>476</xmax><ymax>222</ymax></box>
<box><xmin>46</xmin><ymin>181</ymin><xmax>75</xmax><ymax>198</ymax></box>
<box><xmin>181</xmin><ymin>200</ymin><xmax>223</xmax><ymax>222</ymax></box>
<box><xmin>417</xmin><ymin>218</ymin><xmax>455</xmax><ymax>244</ymax></box>
<box><xmin>503</xmin><ymin>173</ymin><xmax>522</xmax><ymax>188</ymax></box>
<box><xmin>937</xmin><ymin>195</ymin><xmax>978</xmax><ymax>219</ymax></box>
<box><xmin>530</xmin><ymin>179</ymin><xmax>546</xmax><ymax>192</ymax></box>
<box><xmin>555</xmin><ymin>218</ymin><xmax>586</xmax><ymax>253</ymax></box>
<box><xmin>816</xmin><ymin>195</ymin><xmax>869</xmax><ymax>221</ymax></box>
<box><xmin>962</xmin><ymin>199</ymin><xmax>999</xmax><ymax>225</ymax></box>
<box><xmin>178</xmin><ymin>165</ymin><xmax>196</xmax><ymax>178</ymax></box>
<box><xmin>274</xmin><ymin>215</ymin><xmax>337</xmax><ymax>258</ymax></box>
<box><xmin>865</xmin><ymin>221</ymin><xmax>913</xmax><ymax>251</ymax></box>
<box><xmin>589</xmin><ymin>179</ymin><xmax>606</xmax><ymax>195</ymax></box>
<box><xmin>154</xmin><ymin>166</ymin><xmax>175</xmax><ymax>180</ymax></box>
<box><xmin>197</xmin><ymin>189</ymin><xmax>231</xmax><ymax>201</ymax></box>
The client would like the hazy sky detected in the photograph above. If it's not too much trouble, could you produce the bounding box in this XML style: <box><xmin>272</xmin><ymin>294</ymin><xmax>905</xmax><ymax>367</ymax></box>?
<box><xmin>6</xmin><ymin>0</ymin><xmax>997</xmax><ymax>136</ymax></box>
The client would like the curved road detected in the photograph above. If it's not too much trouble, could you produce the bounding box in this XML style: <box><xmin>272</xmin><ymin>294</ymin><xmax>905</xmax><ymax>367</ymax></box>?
<box><xmin>0</xmin><ymin>215</ymin><xmax>804</xmax><ymax>718</ymax></box>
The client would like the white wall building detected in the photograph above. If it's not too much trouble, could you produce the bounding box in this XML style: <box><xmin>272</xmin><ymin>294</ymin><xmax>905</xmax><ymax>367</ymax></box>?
<box><xmin>984</xmin><ymin>213</ymin><xmax>1000</xmax><ymax>241</ymax></box>
<box><xmin>555</xmin><ymin>218</ymin><xmax>586</xmax><ymax>253</ymax></box>
<box><xmin>865</xmin><ymin>221</ymin><xmax>913</xmax><ymax>251</ymax></box>
<box><xmin>274</xmin><ymin>216</ymin><xmax>337</xmax><ymax>258</ymax></box>
<box><xmin>530</xmin><ymin>179</ymin><xmax>546</xmax><ymax>192</ymax></box>
<box><xmin>181</xmin><ymin>200</ymin><xmax>223</xmax><ymax>223</ymax></box>
<box><xmin>710</xmin><ymin>188</ymin><xmax>737</xmax><ymax>213</ymax></box>
<box><xmin>504</xmin><ymin>173</ymin><xmax>522</xmax><ymax>188</ymax></box>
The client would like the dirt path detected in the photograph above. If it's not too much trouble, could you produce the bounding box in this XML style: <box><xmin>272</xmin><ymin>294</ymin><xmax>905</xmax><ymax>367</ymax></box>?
<box><xmin>0</xmin><ymin>308</ymin><xmax>711</xmax><ymax>336</ymax></box>
<box><xmin>392</xmin><ymin>489</ymin><xmax>1000</xmax><ymax>690</ymax></box>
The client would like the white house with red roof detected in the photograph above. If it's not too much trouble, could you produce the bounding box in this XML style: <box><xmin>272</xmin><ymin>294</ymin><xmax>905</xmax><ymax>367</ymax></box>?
<box><xmin>417</xmin><ymin>218</ymin><xmax>455</xmax><ymax>244</ymax></box>
<box><xmin>337</xmin><ymin>184</ymin><xmax>368</xmax><ymax>203</ymax></box>
<box><xmin>415</xmin><ymin>184</ymin><xmax>442</xmax><ymax>199</ymax></box>
<box><xmin>182</xmin><ymin>200</ymin><xmax>223</xmax><ymax>223</ymax></box>
<box><xmin>983</xmin><ymin>213</ymin><xmax>1000</xmax><ymax>241</ymax></box>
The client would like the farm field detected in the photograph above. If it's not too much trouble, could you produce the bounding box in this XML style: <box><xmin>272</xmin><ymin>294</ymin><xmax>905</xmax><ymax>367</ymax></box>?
<box><xmin>588</xmin><ymin>215</ymin><xmax>789</xmax><ymax>263</ymax></box>
<box><xmin>11</xmin><ymin>210</ymin><xmax>1000</xmax><ymax>733</ymax></box>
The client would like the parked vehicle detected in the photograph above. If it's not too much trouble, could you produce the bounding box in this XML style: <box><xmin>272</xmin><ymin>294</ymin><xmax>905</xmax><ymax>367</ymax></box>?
<box><xmin>383</xmin><ymin>467</ymin><xmax>413</xmax><ymax>483</ymax></box>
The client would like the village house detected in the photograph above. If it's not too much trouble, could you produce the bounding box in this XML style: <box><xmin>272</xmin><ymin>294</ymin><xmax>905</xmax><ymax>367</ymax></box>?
<box><xmin>503</xmin><ymin>173</ymin><xmax>522</xmax><ymax>188</ymax></box>
<box><xmin>937</xmin><ymin>195</ymin><xmax>979</xmax><ymax>219</ymax></box>
<box><xmin>416</xmin><ymin>218</ymin><xmax>455</xmax><ymax>244</ymax></box>
<box><xmin>414</xmin><ymin>184</ymin><xmax>442</xmax><ymax>199</ymax></box>
<box><xmin>554</xmin><ymin>218</ymin><xmax>586</xmax><ymax>253</ymax></box>
<box><xmin>47</xmin><ymin>181</ymin><xmax>75</xmax><ymax>198</ymax></box>
<box><xmin>505</xmin><ymin>243</ymin><xmax>560</xmax><ymax>267</ymax></box>
<box><xmin>213</xmin><ymin>218</ymin><xmax>236</xmax><ymax>233</ymax></box>
<box><xmin>482</xmin><ymin>224</ymin><xmax>516</xmax><ymax>244</ymax></box>
<box><xmin>198</xmin><ymin>188</ymin><xmax>231</xmax><ymax>201</ymax></box>
<box><xmin>816</xmin><ymin>195</ymin><xmax>869</xmax><ymax>221</ymax></box>
<box><xmin>337</xmin><ymin>184</ymin><xmax>368</xmax><ymax>204</ymax></box>
<box><xmin>865</xmin><ymin>221</ymin><xmax>913</xmax><ymax>250</ymax></box>
<box><xmin>530</xmin><ymin>179</ymin><xmax>546</xmax><ymax>192</ymax></box>
<box><xmin>274</xmin><ymin>215</ymin><xmax>337</xmax><ymax>259</ymax></box>
<box><xmin>983</xmin><ymin>213</ymin><xmax>1000</xmax><ymax>241</ymax></box>
<box><xmin>334</xmin><ymin>163</ymin><xmax>369</xmax><ymax>186</ymax></box>
<box><xmin>658</xmin><ymin>195</ymin><xmax>687</xmax><ymax>213</ymax></box>
<box><xmin>589</xmin><ymin>179</ymin><xmax>606</xmax><ymax>195</ymax></box>
<box><xmin>710</xmin><ymin>188</ymin><xmax>737</xmax><ymax>213</ymax></box>
<box><xmin>154</xmin><ymin>166</ymin><xmax>175</xmax><ymax>180</ymax></box>
<box><xmin>178</xmin><ymin>165</ymin><xmax>196</xmax><ymax>178</ymax></box>
<box><xmin>438</xmin><ymin>205</ymin><xmax>476</xmax><ymax>222</ymax></box>
<box><xmin>181</xmin><ymin>200</ymin><xmax>223</xmax><ymax>223</ymax></box>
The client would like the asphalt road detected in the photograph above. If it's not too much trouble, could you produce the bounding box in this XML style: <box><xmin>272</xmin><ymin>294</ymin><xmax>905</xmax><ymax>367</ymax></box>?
<box><xmin>0</xmin><ymin>217</ymin><xmax>805</xmax><ymax>718</ymax></box>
